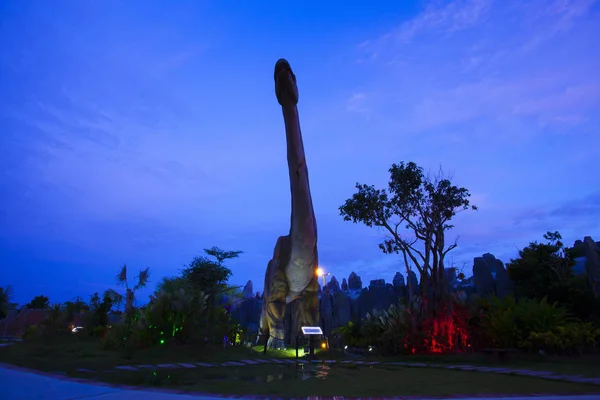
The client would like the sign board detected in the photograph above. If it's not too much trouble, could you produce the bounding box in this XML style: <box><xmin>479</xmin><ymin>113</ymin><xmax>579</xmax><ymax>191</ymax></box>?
<box><xmin>301</xmin><ymin>326</ymin><xmax>323</xmax><ymax>335</ymax></box>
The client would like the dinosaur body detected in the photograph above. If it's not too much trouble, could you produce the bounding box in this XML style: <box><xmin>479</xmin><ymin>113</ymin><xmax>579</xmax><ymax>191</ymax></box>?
<box><xmin>259</xmin><ymin>59</ymin><xmax>319</xmax><ymax>348</ymax></box>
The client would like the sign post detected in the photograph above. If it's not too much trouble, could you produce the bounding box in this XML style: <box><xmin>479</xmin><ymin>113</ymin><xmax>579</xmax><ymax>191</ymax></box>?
<box><xmin>301</xmin><ymin>326</ymin><xmax>323</xmax><ymax>357</ymax></box>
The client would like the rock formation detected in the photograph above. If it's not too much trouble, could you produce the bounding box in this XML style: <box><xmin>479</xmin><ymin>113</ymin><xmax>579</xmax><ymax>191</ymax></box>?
<box><xmin>348</xmin><ymin>272</ymin><xmax>362</xmax><ymax>291</ymax></box>
<box><xmin>357</xmin><ymin>280</ymin><xmax>401</xmax><ymax>318</ymax></box>
<box><xmin>341</xmin><ymin>278</ymin><xmax>348</xmax><ymax>291</ymax></box>
<box><xmin>407</xmin><ymin>270</ymin><xmax>419</xmax><ymax>300</ymax></box>
<box><xmin>243</xmin><ymin>280</ymin><xmax>254</xmax><ymax>299</ymax></box>
<box><xmin>393</xmin><ymin>272</ymin><xmax>405</xmax><ymax>288</ymax></box>
<box><xmin>326</xmin><ymin>276</ymin><xmax>341</xmax><ymax>292</ymax></box>
<box><xmin>259</xmin><ymin>59</ymin><xmax>319</xmax><ymax>348</ymax></box>
<box><xmin>232</xmin><ymin>297</ymin><xmax>262</xmax><ymax>335</ymax></box>
<box><xmin>494</xmin><ymin>261</ymin><xmax>513</xmax><ymax>298</ymax></box>
<box><xmin>369</xmin><ymin>279</ymin><xmax>386</xmax><ymax>289</ymax></box>
<box><xmin>574</xmin><ymin>237</ymin><xmax>600</xmax><ymax>298</ymax></box>
<box><xmin>472</xmin><ymin>253</ymin><xmax>512</xmax><ymax>297</ymax></box>
<box><xmin>445</xmin><ymin>268</ymin><xmax>457</xmax><ymax>291</ymax></box>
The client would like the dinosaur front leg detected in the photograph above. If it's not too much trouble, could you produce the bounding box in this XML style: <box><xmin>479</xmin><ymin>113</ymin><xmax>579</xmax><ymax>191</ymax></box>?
<box><xmin>266</xmin><ymin>266</ymin><xmax>288</xmax><ymax>348</ymax></box>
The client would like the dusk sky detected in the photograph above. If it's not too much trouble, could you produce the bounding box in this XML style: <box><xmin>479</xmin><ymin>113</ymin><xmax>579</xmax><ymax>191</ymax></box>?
<box><xmin>1</xmin><ymin>0</ymin><xmax>599</xmax><ymax>306</ymax></box>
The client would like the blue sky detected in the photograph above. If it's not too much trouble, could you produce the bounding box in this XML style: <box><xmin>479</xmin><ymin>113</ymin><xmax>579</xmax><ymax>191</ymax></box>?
<box><xmin>1</xmin><ymin>0</ymin><xmax>599</xmax><ymax>305</ymax></box>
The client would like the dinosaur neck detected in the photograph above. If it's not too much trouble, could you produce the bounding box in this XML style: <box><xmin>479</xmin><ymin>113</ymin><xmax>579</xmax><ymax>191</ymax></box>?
<box><xmin>281</xmin><ymin>104</ymin><xmax>317</xmax><ymax>245</ymax></box>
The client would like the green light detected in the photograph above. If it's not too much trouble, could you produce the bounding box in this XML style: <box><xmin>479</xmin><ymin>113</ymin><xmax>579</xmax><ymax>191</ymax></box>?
<box><xmin>160</xmin><ymin>339</ymin><xmax>165</xmax><ymax>344</ymax></box>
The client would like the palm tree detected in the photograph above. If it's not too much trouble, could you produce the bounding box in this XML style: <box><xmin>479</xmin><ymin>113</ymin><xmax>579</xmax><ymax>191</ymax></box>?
<box><xmin>106</xmin><ymin>264</ymin><xmax>150</xmax><ymax>317</ymax></box>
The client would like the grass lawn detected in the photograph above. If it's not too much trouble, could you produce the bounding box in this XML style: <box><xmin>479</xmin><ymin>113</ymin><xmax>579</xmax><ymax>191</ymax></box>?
<box><xmin>379</xmin><ymin>352</ymin><xmax>600</xmax><ymax>378</ymax></box>
<box><xmin>2</xmin><ymin>334</ymin><xmax>600</xmax><ymax>396</ymax></box>
<box><xmin>0</xmin><ymin>334</ymin><xmax>262</xmax><ymax>372</ymax></box>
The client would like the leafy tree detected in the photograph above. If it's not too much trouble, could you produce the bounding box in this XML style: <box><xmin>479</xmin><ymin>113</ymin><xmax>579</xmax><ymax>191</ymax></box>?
<box><xmin>26</xmin><ymin>295</ymin><xmax>50</xmax><ymax>309</ymax></box>
<box><xmin>339</xmin><ymin>162</ymin><xmax>476</xmax><ymax>309</ymax></box>
<box><xmin>64</xmin><ymin>296</ymin><xmax>89</xmax><ymax>323</ymax></box>
<box><xmin>180</xmin><ymin>246</ymin><xmax>242</xmax><ymax>341</ymax></box>
<box><xmin>156</xmin><ymin>276</ymin><xmax>190</xmax><ymax>294</ymax></box>
<box><xmin>106</xmin><ymin>264</ymin><xmax>150</xmax><ymax>317</ymax></box>
<box><xmin>85</xmin><ymin>291</ymin><xmax>114</xmax><ymax>333</ymax></box>
<box><xmin>45</xmin><ymin>303</ymin><xmax>65</xmax><ymax>331</ymax></box>
<box><xmin>181</xmin><ymin>247</ymin><xmax>241</xmax><ymax>296</ymax></box>
<box><xmin>507</xmin><ymin>231</ymin><xmax>573</xmax><ymax>299</ymax></box>
<box><xmin>507</xmin><ymin>231</ymin><xmax>600</xmax><ymax>322</ymax></box>
<box><xmin>0</xmin><ymin>285</ymin><xmax>14</xmax><ymax>319</ymax></box>
<box><xmin>205</xmin><ymin>246</ymin><xmax>243</xmax><ymax>264</ymax></box>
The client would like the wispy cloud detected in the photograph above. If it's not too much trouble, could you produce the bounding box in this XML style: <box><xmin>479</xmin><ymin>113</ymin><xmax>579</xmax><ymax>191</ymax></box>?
<box><xmin>360</xmin><ymin>0</ymin><xmax>494</xmax><ymax>55</ymax></box>
<box><xmin>521</xmin><ymin>0</ymin><xmax>599</xmax><ymax>51</ymax></box>
<box><xmin>514</xmin><ymin>191</ymin><xmax>600</xmax><ymax>227</ymax></box>
<box><xmin>353</xmin><ymin>0</ymin><xmax>600</xmax><ymax>134</ymax></box>
<box><xmin>347</xmin><ymin>93</ymin><xmax>370</xmax><ymax>113</ymax></box>
<box><xmin>396</xmin><ymin>0</ymin><xmax>493</xmax><ymax>41</ymax></box>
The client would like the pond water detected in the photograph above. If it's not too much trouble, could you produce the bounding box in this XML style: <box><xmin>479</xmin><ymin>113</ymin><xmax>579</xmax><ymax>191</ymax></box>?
<box><xmin>199</xmin><ymin>363</ymin><xmax>336</xmax><ymax>382</ymax></box>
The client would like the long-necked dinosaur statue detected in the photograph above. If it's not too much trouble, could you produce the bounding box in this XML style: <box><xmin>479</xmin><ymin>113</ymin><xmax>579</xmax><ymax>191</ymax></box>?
<box><xmin>259</xmin><ymin>59</ymin><xmax>319</xmax><ymax>348</ymax></box>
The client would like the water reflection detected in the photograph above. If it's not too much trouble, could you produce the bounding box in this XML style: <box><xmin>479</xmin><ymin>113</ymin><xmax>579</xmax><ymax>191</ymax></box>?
<box><xmin>196</xmin><ymin>363</ymin><xmax>333</xmax><ymax>383</ymax></box>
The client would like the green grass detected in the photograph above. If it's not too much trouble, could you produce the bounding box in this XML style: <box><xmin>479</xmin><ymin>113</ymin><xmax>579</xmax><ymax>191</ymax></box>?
<box><xmin>379</xmin><ymin>352</ymin><xmax>600</xmax><ymax>378</ymax></box>
<box><xmin>0</xmin><ymin>334</ymin><xmax>259</xmax><ymax>372</ymax></box>
<box><xmin>2</xmin><ymin>334</ymin><xmax>600</xmax><ymax>396</ymax></box>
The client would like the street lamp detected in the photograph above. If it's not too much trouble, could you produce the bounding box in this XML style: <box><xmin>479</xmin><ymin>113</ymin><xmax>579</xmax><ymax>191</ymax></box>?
<box><xmin>316</xmin><ymin>267</ymin><xmax>331</xmax><ymax>287</ymax></box>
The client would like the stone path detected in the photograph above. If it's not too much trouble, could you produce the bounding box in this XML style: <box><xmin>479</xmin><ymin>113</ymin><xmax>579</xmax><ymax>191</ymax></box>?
<box><xmin>72</xmin><ymin>358</ymin><xmax>600</xmax><ymax>387</ymax></box>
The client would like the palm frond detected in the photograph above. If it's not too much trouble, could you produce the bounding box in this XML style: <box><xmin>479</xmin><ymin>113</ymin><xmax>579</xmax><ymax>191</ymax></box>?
<box><xmin>0</xmin><ymin>285</ymin><xmax>14</xmax><ymax>300</ymax></box>
<box><xmin>134</xmin><ymin>267</ymin><xmax>150</xmax><ymax>291</ymax></box>
<box><xmin>105</xmin><ymin>288</ymin><xmax>124</xmax><ymax>306</ymax></box>
<box><xmin>116</xmin><ymin>264</ymin><xmax>128</xmax><ymax>287</ymax></box>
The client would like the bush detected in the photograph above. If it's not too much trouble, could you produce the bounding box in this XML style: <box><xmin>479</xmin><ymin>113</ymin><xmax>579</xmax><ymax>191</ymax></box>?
<box><xmin>101</xmin><ymin>323</ymin><xmax>140</xmax><ymax>357</ymax></box>
<box><xmin>140</xmin><ymin>288</ymin><xmax>208</xmax><ymax>346</ymax></box>
<box><xmin>101</xmin><ymin>324</ymin><xmax>128</xmax><ymax>350</ymax></box>
<box><xmin>479</xmin><ymin>296</ymin><xmax>521</xmax><ymax>348</ymax></box>
<box><xmin>479</xmin><ymin>295</ymin><xmax>598</xmax><ymax>354</ymax></box>
<box><xmin>22</xmin><ymin>325</ymin><xmax>41</xmax><ymax>340</ymax></box>
<box><xmin>337</xmin><ymin>297</ymin><xmax>473</xmax><ymax>355</ymax></box>
<box><xmin>521</xmin><ymin>331</ymin><xmax>562</xmax><ymax>353</ymax></box>
<box><xmin>335</xmin><ymin>321</ymin><xmax>373</xmax><ymax>348</ymax></box>
<box><xmin>555</xmin><ymin>322</ymin><xmax>599</xmax><ymax>354</ymax></box>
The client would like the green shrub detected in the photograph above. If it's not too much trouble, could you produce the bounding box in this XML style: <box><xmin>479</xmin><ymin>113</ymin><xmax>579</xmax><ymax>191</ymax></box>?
<box><xmin>141</xmin><ymin>288</ymin><xmax>208</xmax><ymax>345</ymax></box>
<box><xmin>479</xmin><ymin>296</ymin><xmax>521</xmax><ymax>348</ymax></box>
<box><xmin>335</xmin><ymin>303</ymin><xmax>417</xmax><ymax>353</ymax></box>
<box><xmin>516</xmin><ymin>297</ymin><xmax>569</xmax><ymax>333</ymax></box>
<box><xmin>101</xmin><ymin>323</ymin><xmax>130</xmax><ymax>350</ymax></box>
<box><xmin>334</xmin><ymin>321</ymin><xmax>366</xmax><ymax>348</ymax></box>
<box><xmin>555</xmin><ymin>322</ymin><xmax>599</xmax><ymax>353</ymax></box>
<box><xmin>22</xmin><ymin>325</ymin><xmax>41</xmax><ymax>340</ymax></box>
<box><xmin>480</xmin><ymin>295</ymin><xmax>598</xmax><ymax>353</ymax></box>
<box><xmin>520</xmin><ymin>331</ymin><xmax>562</xmax><ymax>353</ymax></box>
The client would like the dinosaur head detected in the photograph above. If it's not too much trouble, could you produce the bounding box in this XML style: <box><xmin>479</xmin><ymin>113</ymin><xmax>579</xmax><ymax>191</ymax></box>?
<box><xmin>274</xmin><ymin>58</ymin><xmax>298</xmax><ymax>106</ymax></box>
